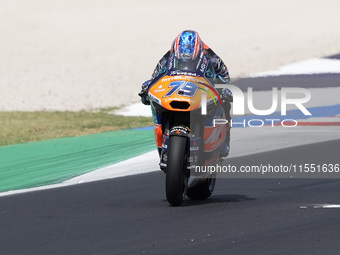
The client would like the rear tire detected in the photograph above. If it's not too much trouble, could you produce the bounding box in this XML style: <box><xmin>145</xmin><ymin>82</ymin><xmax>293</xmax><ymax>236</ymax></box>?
<box><xmin>186</xmin><ymin>175</ymin><xmax>216</xmax><ymax>200</ymax></box>
<box><xmin>166</xmin><ymin>135</ymin><xmax>187</xmax><ymax>206</ymax></box>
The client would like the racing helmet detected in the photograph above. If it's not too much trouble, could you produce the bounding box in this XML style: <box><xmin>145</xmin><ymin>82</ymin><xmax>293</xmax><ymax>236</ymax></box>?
<box><xmin>171</xmin><ymin>30</ymin><xmax>203</xmax><ymax>62</ymax></box>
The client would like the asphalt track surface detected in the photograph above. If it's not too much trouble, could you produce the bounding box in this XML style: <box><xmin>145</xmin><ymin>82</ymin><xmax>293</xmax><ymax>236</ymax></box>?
<box><xmin>1</xmin><ymin>139</ymin><xmax>340</xmax><ymax>255</ymax></box>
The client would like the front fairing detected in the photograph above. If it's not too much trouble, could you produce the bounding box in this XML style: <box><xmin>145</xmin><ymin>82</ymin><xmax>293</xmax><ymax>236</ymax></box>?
<box><xmin>148</xmin><ymin>75</ymin><xmax>220</xmax><ymax>112</ymax></box>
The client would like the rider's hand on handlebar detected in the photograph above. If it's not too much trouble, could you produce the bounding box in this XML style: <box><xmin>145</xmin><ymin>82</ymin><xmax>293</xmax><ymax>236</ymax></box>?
<box><xmin>221</xmin><ymin>88</ymin><xmax>233</xmax><ymax>102</ymax></box>
<box><xmin>139</xmin><ymin>80</ymin><xmax>152</xmax><ymax>105</ymax></box>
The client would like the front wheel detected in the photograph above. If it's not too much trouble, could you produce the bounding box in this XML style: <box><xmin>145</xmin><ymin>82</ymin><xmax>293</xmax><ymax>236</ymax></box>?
<box><xmin>166</xmin><ymin>135</ymin><xmax>188</xmax><ymax>206</ymax></box>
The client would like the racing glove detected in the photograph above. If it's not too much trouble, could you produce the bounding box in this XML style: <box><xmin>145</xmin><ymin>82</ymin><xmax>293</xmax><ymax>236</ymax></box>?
<box><xmin>221</xmin><ymin>87</ymin><xmax>233</xmax><ymax>102</ymax></box>
<box><xmin>138</xmin><ymin>80</ymin><xmax>152</xmax><ymax>105</ymax></box>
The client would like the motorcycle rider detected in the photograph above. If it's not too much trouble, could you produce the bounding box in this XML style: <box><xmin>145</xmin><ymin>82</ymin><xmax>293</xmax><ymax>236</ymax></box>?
<box><xmin>139</xmin><ymin>30</ymin><xmax>232</xmax><ymax>157</ymax></box>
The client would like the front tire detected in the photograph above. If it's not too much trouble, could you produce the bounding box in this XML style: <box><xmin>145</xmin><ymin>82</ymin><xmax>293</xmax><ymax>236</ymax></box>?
<box><xmin>166</xmin><ymin>135</ymin><xmax>187</xmax><ymax>206</ymax></box>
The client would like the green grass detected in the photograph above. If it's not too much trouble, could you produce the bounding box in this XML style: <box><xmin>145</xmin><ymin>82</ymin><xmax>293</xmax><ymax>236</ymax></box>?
<box><xmin>0</xmin><ymin>108</ymin><xmax>153</xmax><ymax>146</ymax></box>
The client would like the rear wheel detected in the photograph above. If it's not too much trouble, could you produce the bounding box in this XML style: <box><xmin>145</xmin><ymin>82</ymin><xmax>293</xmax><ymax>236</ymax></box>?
<box><xmin>186</xmin><ymin>173</ymin><xmax>216</xmax><ymax>200</ymax></box>
<box><xmin>166</xmin><ymin>135</ymin><xmax>188</xmax><ymax>206</ymax></box>
<box><xmin>186</xmin><ymin>120</ymin><xmax>216</xmax><ymax>200</ymax></box>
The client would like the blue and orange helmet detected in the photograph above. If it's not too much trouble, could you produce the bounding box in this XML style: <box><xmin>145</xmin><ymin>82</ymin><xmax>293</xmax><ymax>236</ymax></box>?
<box><xmin>171</xmin><ymin>30</ymin><xmax>203</xmax><ymax>62</ymax></box>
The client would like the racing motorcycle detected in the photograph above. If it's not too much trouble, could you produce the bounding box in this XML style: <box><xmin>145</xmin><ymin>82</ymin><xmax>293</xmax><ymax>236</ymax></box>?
<box><xmin>146</xmin><ymin>56</ymin><xmax>230</xmax><ymax>206</ymax></box>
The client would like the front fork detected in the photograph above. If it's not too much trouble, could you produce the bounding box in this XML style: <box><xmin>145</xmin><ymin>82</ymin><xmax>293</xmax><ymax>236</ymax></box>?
<box><xmin>159</xmin><ymin>125</ymin><xmax>201</xmax><ymax>174</ymax></box>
